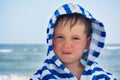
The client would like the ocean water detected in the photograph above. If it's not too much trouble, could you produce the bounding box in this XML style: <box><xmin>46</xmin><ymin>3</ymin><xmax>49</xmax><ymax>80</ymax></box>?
<box><xmin>0</xmin><ymin>44</ymin><xmax>119</xmax><ymax>80</ymax></box>
<box><xmin>0</xmin><ymin>44</ymin><xmax>47</xmax><ymax>80</ymax></box>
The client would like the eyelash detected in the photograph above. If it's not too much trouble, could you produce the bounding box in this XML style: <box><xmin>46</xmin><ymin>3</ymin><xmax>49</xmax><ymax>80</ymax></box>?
<box><xmin>56</xmin><ymin>36</ymin><xmax>63</xmax><ymax>38</ymax></box>
<box><xmin>72</xmin><ymin>37</ymin><xmax>80</xmax><ymax>40</ymax></box>
<box><xmin>55</xmin><ymin>36</ymin><xmax>80</xmax><ymax>40</ymax></box>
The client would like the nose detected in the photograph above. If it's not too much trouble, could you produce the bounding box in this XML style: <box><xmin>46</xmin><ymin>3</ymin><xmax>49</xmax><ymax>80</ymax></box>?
<box><xmin>63</xmin><ymin>39</ymin><xmax>72</xmax><ymax>49</ymax></box>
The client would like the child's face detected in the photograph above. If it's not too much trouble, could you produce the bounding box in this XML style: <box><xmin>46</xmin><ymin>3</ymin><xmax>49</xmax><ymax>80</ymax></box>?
<box><xmin>53</xmin><ymin>21</ymin><xmax>90</xmax><ymax>65</ymax></box>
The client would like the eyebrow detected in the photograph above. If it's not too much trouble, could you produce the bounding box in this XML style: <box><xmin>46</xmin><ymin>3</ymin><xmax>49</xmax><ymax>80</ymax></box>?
<box><xmin>53</xmin><ymin>33</ymin><xmax>62</xmax><ymax>35</ymax></box>
<box><xmin>54</xmin><ymin>33</ymin><xmax>82</xmax><ymax>37</ymax></box>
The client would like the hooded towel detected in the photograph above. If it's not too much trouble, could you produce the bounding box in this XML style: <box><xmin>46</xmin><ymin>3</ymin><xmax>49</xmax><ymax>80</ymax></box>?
<box><xmin>30</xmin><ymin>3</ymin><xmax>116</xmax><ymax>80</ymax></box>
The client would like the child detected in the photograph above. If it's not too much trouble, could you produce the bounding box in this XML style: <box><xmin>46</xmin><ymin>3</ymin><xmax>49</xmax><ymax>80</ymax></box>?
<box><xmin>30</xmin><ymin>3</ymin><xmax>116</xmax><ymax>80</ymax></box>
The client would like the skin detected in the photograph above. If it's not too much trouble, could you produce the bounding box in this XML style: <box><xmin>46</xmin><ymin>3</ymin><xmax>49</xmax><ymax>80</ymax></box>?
<box><xmin>53</xmin><ymin>20</ymin><xmax>91</xmax><ymax>80</ymax></box>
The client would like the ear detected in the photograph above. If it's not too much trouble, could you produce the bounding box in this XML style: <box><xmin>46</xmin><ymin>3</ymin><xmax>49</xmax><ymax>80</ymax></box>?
<box><xmin>85</xmin><ymin>36</ymin><xmax>91</xmax><ymax>49</ymax></box>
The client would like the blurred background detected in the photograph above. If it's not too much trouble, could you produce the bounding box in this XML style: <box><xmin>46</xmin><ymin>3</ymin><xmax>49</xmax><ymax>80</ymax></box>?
<box><xmin>0</xmin><ymin>0</ymin><xmax>120</xmax><ymax>80</ymax></box>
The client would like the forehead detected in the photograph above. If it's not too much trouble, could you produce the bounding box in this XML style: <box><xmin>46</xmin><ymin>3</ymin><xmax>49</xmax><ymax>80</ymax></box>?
<box><xmin>54</xmin><ymin>20</ymin><xmax>86</xmax><ymax>35</ymax></box>
<box><xmin>54</xmin><ymin>14</ymin><xmax>86</xmax><ymax>29</ymax></box>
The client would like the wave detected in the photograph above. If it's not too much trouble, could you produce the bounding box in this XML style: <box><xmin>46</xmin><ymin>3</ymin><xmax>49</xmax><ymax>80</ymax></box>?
<box><xmin>0</xmin><ymin>48</ymin><xmax>43</xmax><ymax>53</ymax></box>
<box><xmin>0</xmin><ymin>74</ymin><xmax>28</xmax><ymax>80</ymax></box>
<box><xmin>105</xmin><ymin>46</ymin><xmax>120</xmax><ymax>50</ymax></box>
<box><xmin>0</xmin><ymin>44</ymin><xmax>47</xmax><ymax>53</ymax></box>
<box><xmin>0</xmin><ymin>49</ymin><xmax>13</xmax><ymax>53</ymax></box>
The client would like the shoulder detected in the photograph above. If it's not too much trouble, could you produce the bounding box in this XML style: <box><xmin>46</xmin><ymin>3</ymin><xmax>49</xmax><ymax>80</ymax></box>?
<box><xmin>29</xmin><ymin>62</ymin><xmax>58</xmax><ymax>80</ymax></box>
<box><xmin>87</xmin><ymin>61</ymin><xmax>117</xmax><ymax>80</ymax></box>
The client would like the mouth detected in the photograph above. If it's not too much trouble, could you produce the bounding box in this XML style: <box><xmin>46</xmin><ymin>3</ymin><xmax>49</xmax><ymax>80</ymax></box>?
<box><xmin>62</xmin><ymin>52</ymin><xmax>72</xmax><ymax>54</ymax></box>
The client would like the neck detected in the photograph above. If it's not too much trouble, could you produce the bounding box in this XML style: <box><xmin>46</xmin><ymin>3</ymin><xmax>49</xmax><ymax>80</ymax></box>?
<box><xmin>64</xmin><ymin>61</ymin><xmax>84</xmax><ymax>69</ymax></box>
<box><xmin>64</xmin><ymin>62</ymin><xmax>85</xmax><ymax>80</ymax></box>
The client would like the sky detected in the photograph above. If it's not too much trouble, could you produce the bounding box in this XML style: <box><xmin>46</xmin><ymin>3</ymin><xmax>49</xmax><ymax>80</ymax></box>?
<box><xmin>0</xmin><ymin>0</ymin><xmax>120</xmax><ymax>44</ymax></box>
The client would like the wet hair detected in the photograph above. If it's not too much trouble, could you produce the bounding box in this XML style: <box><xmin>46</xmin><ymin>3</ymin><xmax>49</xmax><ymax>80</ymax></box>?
<box><xmin>54</xmin><ymin>13</ymin><xmax>92</xmax><ymax>37</ymax></box>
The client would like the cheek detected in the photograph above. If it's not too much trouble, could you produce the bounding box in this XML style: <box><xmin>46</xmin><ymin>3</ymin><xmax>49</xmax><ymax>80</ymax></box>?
<box><xmin>53</xmin><ymin>40</ymin><xmax>62</xmax><ymax>52</ymax></box>
<box><xmin>73</xmin><ymin>40</ymin><xmax>87</xmax><ymax>50</ymax></box>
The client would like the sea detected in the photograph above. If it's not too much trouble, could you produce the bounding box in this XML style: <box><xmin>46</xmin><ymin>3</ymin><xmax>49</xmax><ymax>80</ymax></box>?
<box><xmin>0</xmin><ymin>44</ymin><xmax>119</xmax><ymax>80</ymax></box>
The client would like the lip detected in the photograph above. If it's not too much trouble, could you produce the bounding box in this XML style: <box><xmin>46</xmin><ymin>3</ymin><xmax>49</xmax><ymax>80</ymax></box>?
<box><xmin>62</xmin><ymin>52</ymin><xmax>72</xmax><ymax>54</ymax></box>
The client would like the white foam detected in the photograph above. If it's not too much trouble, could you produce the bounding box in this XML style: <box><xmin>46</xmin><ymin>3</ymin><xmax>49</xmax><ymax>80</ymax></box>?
<box><xmin>0</xmin><ymin>49</ymin><xmax>13</xmax><ymax>53</ymax></box>
<box><xmin>105</xmin><ymin>46</ymin><xmax>120</xmax><ymax>50</ymax></box>
<box><xmin>0</xmin><ymin>74</ymin><xmax>28</xmax><ymax>80</ymax></box>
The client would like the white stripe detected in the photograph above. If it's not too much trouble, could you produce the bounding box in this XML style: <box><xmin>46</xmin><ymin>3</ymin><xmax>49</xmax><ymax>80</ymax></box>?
<box><xmin>84</xmin><ymin>62</ymin><xmax>100</xmax><ymax>72</ymax></box>
<box><xmin>55</xmin><ymin>59</ymin><xmax>63</xmax><ymax>67</ymax></box>
<box><xmin>88</xmin><ymin>54</ymin><xmax>97</xmax><ymax>61</ymax></box>
<box><xmin>58</xmin><ymin>6</ymin><xmax>67</xmax><ymax>14</ymax></box>
<box><xmin>47</xmin><ymin>51</ymin><xmax>71</xmax><ymax>74</ymax></box>
<box><xmin>92</xmin><ymin>22</ymin><xmax>105</xmax><ymax>32</ymax></box>
<box><xmin>91</xmin><ymin>69</ymin><xmax>113</xmax><ymax>79</ymax></box>
<box><xmin>45</xmin><ymin>56</ymin><xmax>72</xmax><ymax>74</ymax></box>
<box><xmin>54</xmin><ymin>75</ymin><xmax>77</xmax><ymax>80</ymax></box>
<box><xmin>47</xmin><ymin>51</ymin><xmax>54</xmax><ymax>59</ymax></box>
<box><xmin>84</xmin><ymin>9</ymin><xmax>93</xmax><ymax>19</ymax></box>
<box><xmin>93</xmin><ymin>71</ymin><xmax>107</xmax><ymax>75</ymax></box>
<box><xmin>41</xmin><ymin>69</ymin><xmax>51</xmax><ymax>78</ymax></box>
<box><xmin>43</xmin><ymin>63</ymin><xmax>67</xmax><ymax>74</ymax></box>
<box><xmin>48</xmin><ymin>28</ymin><xmax>54</xmax><ymax>35</ymax></box>
<box><xmin>81</xmin><ymin>75</ymin><xmax>92</xmax><ymax>80</ymax></box>
<box><xmin>90</xmin><ymin>43</ymin><xmax>102</xmax><ymax>53</ymax></box>
<box><xmin>51</xmin><ymin>14</ymin><xmax>57</xmax><ymax>24</ymax></box>
<box><xmin>92</xmin><ymin>33</ymin><xmax>105</xmax><ymax>43</ymax></box>
<box><xmin>68</xmin><ymin>3</ymin><xmax>82</xmax><ymax>14</ymax></box>
<box><xmin>85</xmin><ymin>65</ymin><xmax>92</xmax><ymax>71</ymax></box>
<box><xmin>47</xmin><ymin>23</ymin><xmax>51</xmax><ymax>29</ymax></box>
<box><xmin>48</xmin><ymin>39</ymin><xmax>52</xmax><ymax>45</ymax></box>
<box><xmin>63</xmin><ymin>67</ymin><xmax>71</xmax><ymax>73</ymax></box>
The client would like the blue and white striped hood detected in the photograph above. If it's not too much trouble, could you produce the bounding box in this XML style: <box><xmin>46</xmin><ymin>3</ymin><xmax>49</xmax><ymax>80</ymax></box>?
<box><xmin>30</xmin><ymin>3</ymin><xmax>116</xmax><ymax>80</ymax></box>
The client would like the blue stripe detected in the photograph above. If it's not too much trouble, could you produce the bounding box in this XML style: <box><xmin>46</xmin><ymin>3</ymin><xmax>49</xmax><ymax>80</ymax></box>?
<box><xmin>100</xmin><ymin>31</ymin><xmax>106</xmax><ymax>37</ymax></box>
<box><xmin>50</xmin><ymin>70</ymin><xmax>74</xmax><ymax>78</ymax></box>
<box><xmin>93</xmin><ymin>28</ymin><xmax>106</xmax><ymax>37</ymax></box>
<box><xmin>45</xmin><ymin>59</ymin><xmax>54</xmax><ymax>64</ymax></box>
<box><xmin>83</xmin><ymin>69</ymin><xmax>92</xmax><ymax>75</ymax></box>
<box><xmin>87</xmin><ymin>60</ymin><xmax>95</xmax><ymax>66</ymax></box>
<box><xmin>46</xmin><ymin>39</ymin><xmax>48</xmax><ymax>43</ymax></box>
<box><xmin>92</xmin><ymin>50</ymin><xmax>100</xmax><ymax>57</ymax></box>
<box><xmin>46</xmin><ymin>28</ymin><xmax>50</xmax><ymax>43</ymax></box>
<box><xmin>52</xmin><ymin>55</ymin><xmax>57</xmax><ymax>61</ymax></box>
<box><xmin>92</xmin><ymin>38</ymin><xmax>105</xmax><ymax>48</ymax></box>
<box><xmin>88</xmin><ymin>12</ymin><xmax>93</xmax><ymax>18</ymax></box>
<box><xmin>54</xmin><ymin>10</ymin><xmax>60</xmax><ymax>17</ymax></box>
<box><xmin>35</xmin><ymin>65</ymin><xmax>74</xmax><ymax>79</ymax></box>
<box><xmin>99</xmin><ymin>22</ymin><xmax>104</xmax><ymax>27</ymax></box>
<box><xmin>45</xmin><ymin>57</ymin><xmax>66</xmax><ymax>70</ymax></box>
<box><xmin>83</xmin><ymin>67</ymin><xmax>104</xmax><ymax>75</ymax></box>
<box><xmin>47</xmin><ymin>45</ymin><xmax>53</xmax><ymax>55</ymax></box>
<box><xmin>29</xmin><ymin>78</ymin><xmax>33</xmax><ymax>80</ymax></box>
<box><xmin>52</xmin><ymin>55</ymin><xmax>66</xmax><ymax>70</ymax></box>
<box><xmin>51</xmin><ymin>23</ymin><xmax>55</xmax><ymax>28</ymax></box>
<box><xmin>63</xmin><ymin>4</ymin><xmax>72</xmax><ymax>14</ymax></box>
<box><xmin>34</xmin><ymin>66</ymin><xmax>47</xmax><ymax>75</ymax></box>
<box><xmin>97</xmin><ymin>41</ymin><xmax>105</xmax><ymax>48</ymax></box>
<box><xmin>91</xmin><ymin>18</ymin><xmax>96</xmax><ymax>22</ymax></box>
<box><xmin>47</xmin><ymin>34</ymin><xmax>53</xmax><ymax>44</ymax></box>
<box><xmin>92</xmin><ymin>74</ymin><xmax>110</xmax><ymax>80</ymax></box>
<box><xmin>49</xmin><ymin>19</ymin><xmax>55</xmax><ymax>28</ymax></box>
<box><xmin>79</xmin><ymin>6</ymin><xmax>85</xmax><ymax>16</ymax></box>
<box><xmin>59</xmin><ymin>64</ymin><xmax>65</xmax><ymax>70</ymax></box>
<box><xmin>49</xmin><ymin>19</ymin><xmax>52</xmax><ymax>25</ymax></box>
<box><xmin>47</xmin><ymin>28</ymin><xmax>49</xmax><ymax>33</ymax></box>
<box><xmin>43</xmin><ymin>74</ymin><xmax>56</xmax><ymax>79</ymax></box>
<box><xmin>48</xmin><ymin>34</ymin><xmax>53</xmax><ymax>40</ymax></box>
<box><xmin>92</xmin><ymin>39</ymin><xmax>105</xmax><ymax>48</ymax></box>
